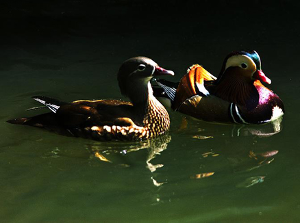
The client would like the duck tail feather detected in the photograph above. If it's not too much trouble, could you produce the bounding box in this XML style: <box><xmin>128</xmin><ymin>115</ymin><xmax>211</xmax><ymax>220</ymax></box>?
<box><xmin>7</xmin><ymin>118</ymin><xmax>30</xmax><ymax>125</ymax></box>
<box><xmin>153</xmin><ymin>79</ymin><xmax>178</xmax><ymax>102</ymax></box>
<box><xmin>32</xmin><ymin>96</ymin><xmax>66</xmax><ymax>113</ymax></box>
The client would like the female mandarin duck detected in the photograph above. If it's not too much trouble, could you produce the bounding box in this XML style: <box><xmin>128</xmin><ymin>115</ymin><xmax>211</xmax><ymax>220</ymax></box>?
<box><xmin>7</xmin><ymin>57</ymin><xmax>174</xmax><ymax>141</ymax></box>
<box><xmin>154</xmin><ymin>51</ymin><xmax>284</xmax><ymax>124</ymax></box>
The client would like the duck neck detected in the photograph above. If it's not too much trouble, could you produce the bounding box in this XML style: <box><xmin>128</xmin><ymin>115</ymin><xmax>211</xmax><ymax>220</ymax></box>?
<box><xmin>132</xmin><ymin>82</ymin><xmax>170</xmax><ymax>137</ymax></box>
<box><xmin>214</xmin><ymin>72</ymin><xmax>257</xmax><ymax>106</ymax></box>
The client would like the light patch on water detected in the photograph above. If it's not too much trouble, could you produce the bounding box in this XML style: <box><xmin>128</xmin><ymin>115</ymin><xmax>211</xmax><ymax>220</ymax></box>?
<box><xmin>171</xmin><ymin>206</ymin><xmax>275</xmax><ymax>223</ymax></box>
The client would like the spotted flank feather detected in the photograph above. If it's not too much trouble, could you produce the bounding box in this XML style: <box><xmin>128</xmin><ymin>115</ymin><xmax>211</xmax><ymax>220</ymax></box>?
<box><xmin>79</xmin><ymin>96</ymin><xmax>170</xmax><ymax>141</ymax></box>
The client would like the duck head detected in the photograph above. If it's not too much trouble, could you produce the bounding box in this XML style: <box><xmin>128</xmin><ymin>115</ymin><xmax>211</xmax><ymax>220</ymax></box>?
<box><xmin>218</xmin><ymin>50</ymin><xmax>271</xmax><ymax>84</ymax></box>
<box><xmin>118</xmin><ymin>57</ymin><xmax>174</xmax><ymax>105</ymax></box>
<box><xmin>215</xmin><ymin>51</ymin><xmax>271</xmax><ymax>106</ymax></box>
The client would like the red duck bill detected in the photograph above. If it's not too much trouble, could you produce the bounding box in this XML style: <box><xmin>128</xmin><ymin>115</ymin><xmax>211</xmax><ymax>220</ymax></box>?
<box><xmin>254</xmin><ymin>70</ymin><xmax>271</xmax><ymax>84</ymax></box>
<box><xmin>154</xmin><ymin>66</ymin><xmax>175</xmax><ymax>76</ymax></box>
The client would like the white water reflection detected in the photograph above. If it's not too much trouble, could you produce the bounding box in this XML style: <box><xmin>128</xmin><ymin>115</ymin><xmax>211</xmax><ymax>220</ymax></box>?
<box><xmin>236</xmin><ymin>176</ymin><xmax>265</xmax><ymax>188</ymax></box>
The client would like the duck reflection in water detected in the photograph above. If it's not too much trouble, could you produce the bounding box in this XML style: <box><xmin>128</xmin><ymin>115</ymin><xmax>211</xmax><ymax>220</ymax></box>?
<box><xmin>176</xmin><ymin>115</ymin><xmax>283</xmax><ymax>139</ymax></box>
<box><xmin>87</xmin><ymin>134</ymin><xmax>171</xmax><ymax>186</ymax></box>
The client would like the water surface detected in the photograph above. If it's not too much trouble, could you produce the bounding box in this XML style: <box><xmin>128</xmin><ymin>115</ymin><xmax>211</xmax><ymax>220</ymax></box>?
<box><xmin>1</xmin><ymin>1</ymin><xmax>300</xmax><ymax>222</ymax></box>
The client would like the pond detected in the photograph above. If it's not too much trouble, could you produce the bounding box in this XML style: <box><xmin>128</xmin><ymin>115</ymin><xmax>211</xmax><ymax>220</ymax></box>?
<box><xmin>1</xmin><ymin>1</ymin><xmax>300</xmax><ymax>222</ymax></box>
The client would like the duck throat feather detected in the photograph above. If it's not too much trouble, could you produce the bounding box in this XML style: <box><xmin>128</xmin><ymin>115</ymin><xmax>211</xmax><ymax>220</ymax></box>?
<box><xmin>214</xmin><ymin>71</ymin><xmax>259</xmax><ymax>109</ymax></box>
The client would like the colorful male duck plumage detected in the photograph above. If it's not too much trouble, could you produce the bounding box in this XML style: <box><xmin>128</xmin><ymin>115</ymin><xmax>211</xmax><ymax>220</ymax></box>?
<box><xmin>7</xmin><ymin>57</ymin><xmax>174</xmax><ymax>141</ymax></box>
<box><xmin>154</xmin><ymin>51</ymin><xmax>284</xmax><ymax>124</ymax></box>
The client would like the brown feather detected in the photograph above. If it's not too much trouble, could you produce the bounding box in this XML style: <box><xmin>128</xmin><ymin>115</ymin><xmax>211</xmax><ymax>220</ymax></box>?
<box><xmin>213</xmin><ymin>69</ymin><xmax>255</xmax><ymax>106</ymax></box>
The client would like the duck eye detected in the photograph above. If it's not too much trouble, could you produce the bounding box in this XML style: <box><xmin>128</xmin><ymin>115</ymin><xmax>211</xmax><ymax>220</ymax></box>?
<box><xmin>137</xmin><ymin>64</ymin><xmax>146</xmax><ymax>71</ymax></box>
<box><xmin>241</xmin><ymin>63</ymin><xmax>248</xmax><ymax>69</ymax></box>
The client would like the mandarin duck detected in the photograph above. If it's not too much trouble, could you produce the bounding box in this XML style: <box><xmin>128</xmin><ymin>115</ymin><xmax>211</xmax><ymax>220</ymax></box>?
<box><xmin>7</xmin><ymin>57</ymin><xmax>174</xmax><ymax>141</ymax></box>
<box><xmin>153</xmin><ymin>51</ymin><xmax>284</xmax><ymax>124</ymax></box>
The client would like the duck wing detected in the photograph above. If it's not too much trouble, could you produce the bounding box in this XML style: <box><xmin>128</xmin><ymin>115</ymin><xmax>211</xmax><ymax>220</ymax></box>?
<box><xmin>7</xmin><ymin>96</ymin><xmax>137</xmax><ymax>130</ymax></box>
<box><xmin>153</xmin><ymin>65</ymin><xmax>216</xmax><ymax>111</ymax></box>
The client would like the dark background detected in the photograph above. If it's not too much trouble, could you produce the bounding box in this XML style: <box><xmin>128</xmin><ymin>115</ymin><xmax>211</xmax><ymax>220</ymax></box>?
<box><xmin>1</xmin><ymin>0</ymin><xmax>299</xmax><ymax>78</ymax></box>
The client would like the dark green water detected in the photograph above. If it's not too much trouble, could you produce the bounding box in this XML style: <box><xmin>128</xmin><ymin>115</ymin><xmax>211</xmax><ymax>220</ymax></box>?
<box><xmin>1</xmin><ymin>1</ymin><xmax>300</xmax><ymax>222</ymax></box>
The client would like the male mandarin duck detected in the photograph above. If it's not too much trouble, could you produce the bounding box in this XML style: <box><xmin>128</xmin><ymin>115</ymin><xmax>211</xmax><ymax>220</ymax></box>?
<box><xmin>153</xmin><ymin>51</ymin><xmax>284</xmax><ymax>124</ymax></box>
<box><xmin>7</xmin><ymin>57</ymin><xmax>174</xmax><ymax>141</ymax></box>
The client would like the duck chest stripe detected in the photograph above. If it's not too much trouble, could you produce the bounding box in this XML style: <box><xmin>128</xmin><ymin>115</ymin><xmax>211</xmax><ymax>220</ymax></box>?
<box><xmin>229</xmin><ymin>103</ymin><xmax>248</xmax><ymax>124</ymax></box>
<box><xmin>229</xmin><ymin>103</ymin><xmax>238</xmax><ymax>123</ymax></box>
<box><xmin>234</xmin><ymin>104</ymin><xmax>249</xmax><ymax>124</ymax></box>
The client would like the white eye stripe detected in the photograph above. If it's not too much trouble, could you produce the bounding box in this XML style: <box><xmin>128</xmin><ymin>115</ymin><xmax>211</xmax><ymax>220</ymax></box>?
<box><xmin>137</xmin><ymin>64</ymin><xmax>146</xmax><ymax>71</ymax></box>
<box><xmin>225</xmin><ymin>55</ymin><xmax>256</xmax><ymax>71</ymax></box>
